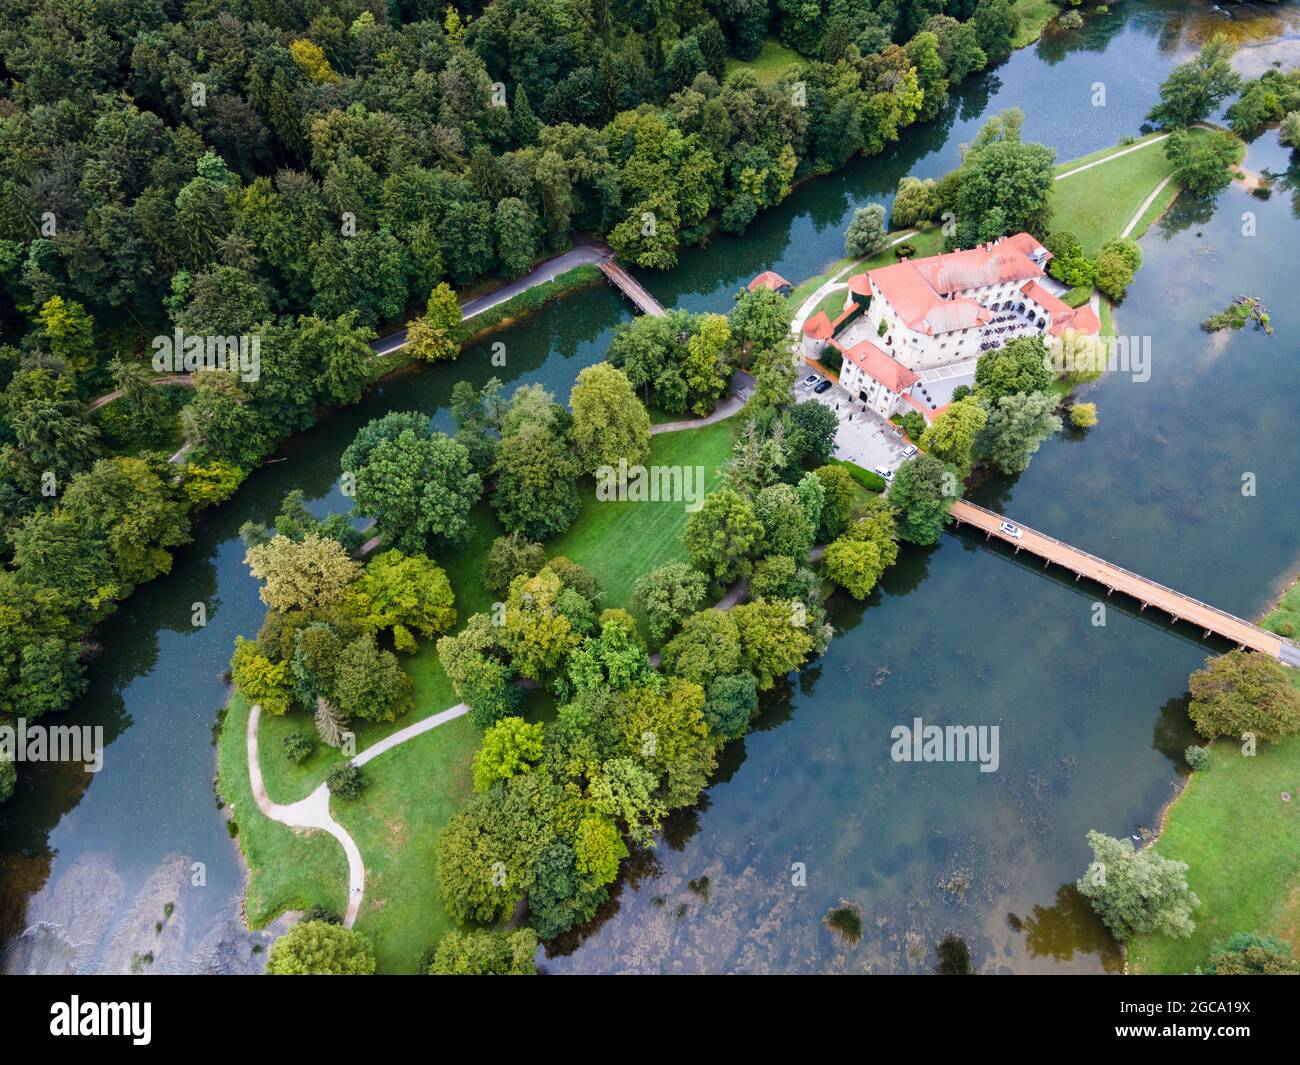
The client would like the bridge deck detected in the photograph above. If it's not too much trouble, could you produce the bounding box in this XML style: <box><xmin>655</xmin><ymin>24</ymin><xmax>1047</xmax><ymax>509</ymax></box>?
<box><xmin>598</xmin><ymin>259</ymin><xmax>666</xmax><ymax>317</ymax></box>
<box><xmin>949</xmin><ymin>500</ymin><xmax>1291</xmax><ymax>660</ymax></box>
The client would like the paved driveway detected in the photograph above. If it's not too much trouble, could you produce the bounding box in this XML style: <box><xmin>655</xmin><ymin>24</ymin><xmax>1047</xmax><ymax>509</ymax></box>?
<box><xmin>794</xmin><ymin>375</ymin><xmax>914</xmax><ymax>474</ymax></box>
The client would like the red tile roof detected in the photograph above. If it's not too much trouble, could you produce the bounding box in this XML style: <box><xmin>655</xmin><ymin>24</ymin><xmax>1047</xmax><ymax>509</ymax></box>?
<box><xmin>1020</xmin><ymin>280</ymin><xmax>1101</xmax><ymax>337</ymax></box>
<box><xmin>802</xmin><ymin>311</ymin><xmax>833</xmax><ymax>340</ymax></box>
<box><xmin>839</xmin><ymin>338</ymin><xmax>918</xmax><ymax>394</ymax></box>
<box><xmin>748</xmin><ymin>270</ymin><xmax>791</xmax><ymax>293</ymax></box>
<box><xmin>856</xmin><ymin>233</ymin><xmax>1048</xmax><ymax>336</ymax></box>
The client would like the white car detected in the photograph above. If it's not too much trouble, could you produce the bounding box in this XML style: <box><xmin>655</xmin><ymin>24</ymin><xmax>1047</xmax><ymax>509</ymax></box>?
<box><xmin>873</xmin><ymin>465</ymin><xmax>894</xmax><ymax>483</ymax></box>
<box><xmin>998</xmin><ymin>521</ymin><xmax>1023</xmax><ymax>540</ymax></box>
<box><xmin>802</xmin><ymin>374</ymin><xmax>821</xmax><ymax>388</ymax></box>
<box><xmin>901</xmin><ymin>444</ymin><xmax>917</xmax><ymax>459</ymax></box>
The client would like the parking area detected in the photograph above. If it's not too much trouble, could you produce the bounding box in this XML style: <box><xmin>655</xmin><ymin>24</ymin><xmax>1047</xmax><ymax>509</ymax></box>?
<box><xmin>795</xmin><ymin>373</ymin><xmax>915</xmax><ymax>476</ymax></box>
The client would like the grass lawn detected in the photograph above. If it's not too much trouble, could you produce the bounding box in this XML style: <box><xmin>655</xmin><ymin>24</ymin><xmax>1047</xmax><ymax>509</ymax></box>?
<box><xmin>1050</xmin><ymin>130</ymin><xmax>1209</xmax><ymax>256</ymax></box>
<box><xmin>1263</xmin><ymin>579</ymin><xmax>1300</xmax><ymax>640</ymax></box>
<box><xmin>331</xmin><ymin>714</ymin><xmax>480</xmax><ymax>973</ymax></box>
<box><xmin>1012</xmin><ymin>0</ymin><xmax>1061</xmax><ymax>49</ymax></box>
<box><xmin>724</xmin><ymin>38</ymin><xmax>804</xmax><ymax>86</ymax></box>
<box><xmin>1128</xmin><ymin>726</ymin><xmax>1300</xmax><ymax>974</ymax></box>
<box><xmin>217</xmin><ymin>696</ymin><xmax>351</xmax><ymax>926</ymax></box>
<box><xmin>1052</xmin><ymin>133</ymin><xmax>1167</xmax><ymax>176</ymax></box>
<box><xmin>548</xmin><ymin>419</ymin><xmax>736</xmax><ymax>615</ymax></box>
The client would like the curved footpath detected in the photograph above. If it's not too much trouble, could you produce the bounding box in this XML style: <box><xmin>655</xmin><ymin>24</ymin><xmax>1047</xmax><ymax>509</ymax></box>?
<box><xmin>245</xmin><ymin>700</ymin><xmax>468</xmax><ymax>928</ymax></box>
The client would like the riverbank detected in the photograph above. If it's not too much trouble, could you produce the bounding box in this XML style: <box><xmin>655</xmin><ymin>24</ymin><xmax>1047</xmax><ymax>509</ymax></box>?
<box><xmin>218</xmin><ymin>416</ymin><xmax>741</xmax><ymax>970</ymax></box>
<box><xmin>1128</xmin><ymin>576</ymin><xmax>1300</xmax><ymax>975</ymax></box>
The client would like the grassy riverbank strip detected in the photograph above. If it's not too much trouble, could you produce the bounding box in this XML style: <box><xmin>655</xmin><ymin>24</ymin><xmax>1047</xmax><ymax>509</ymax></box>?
<box><xmin>1128</xmin><ymin>730</ymin><xmax>1300</xmax><ymax>974</ymax></box>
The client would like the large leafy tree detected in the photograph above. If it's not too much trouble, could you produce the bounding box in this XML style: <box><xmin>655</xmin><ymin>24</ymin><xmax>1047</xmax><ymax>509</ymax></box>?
<box><xmin>245</xmin><ymin>533</ymin><xmax>360</xmax><ymax>613</ymax></box>
<box><xmin>351</xmin><ymin>550</ymin><xmax>456</xmax><ymax>653</ymax></box>
<box><xmin>683</xmin><ymin>488</ymin><xmax>764</xmax><ymax>585</ymax></box>
<box><xmin>473</xmin><ymin>717</ymin><xmax>545</xmax><ymax>792</ymax></box>
<box><xmin>428</xmin><ymin>928</ymin><xmax>538</xmax><ymax>975</ymax></box>
<box><xmin>889</xmin><ymin>453</ymin><xmax>959</xmax><ymax>545</ymax></box>
<box><xmin>730</xmin><ymin>597</ymin><xmax>817</xmax><ymax>689</ymax></box>
<box><xmin>617</xmin><ymin>678</ymin><xmax>717</xmax><ymax>808</ymax></box>
<box><xmin>919</xmin><ymin>396</ymin><xmax>987</xmax><ymax>476</ymax></box>
<box><xmin>974</xmin><ymin>335</ymin><xmax>1053</xmax><ymax>401</ymax></box>
<box><xmin>568</xmin><ymin>362</ymin><xmax>651</xmax><ymax>474</ymax></box>
<box><xmin>631</xmin><ymin>561</ymin><xmax>708</xmax><ymax>644</ymax></box>
<box><xmin>1076</xmin><ymin>831</ymin><xmax>1198</xmax><ymax>941</ymax></box>
<box><xmin>977</xmin><ymin>391</ymin><xmax>1062</xmax><ymax>475</ymax></box>
<box><xmin>1146</xmin><ymin>34</ymin><xmax>1241</xmax><ymax>129</ymax></box>
<box><xmin>492</xmin><ymin>423</ymin><xmax>581</xmax><ymax>540</ymax></box>
<box><xmin>266</xmin><ymin>921</ymin><xmax>376</xmax><ymax>975</ymax></box>
<box><xmin>332</xmin><ymin>633</ymin><xmax>413</xmax><ymax>722</ymax></box>
<box><xmin>352</xmin><ymin>429</ymin><xmax>482</xmax><ymax>553</ymax></box>
<box><xmin>950</xmin><ymin>108</ymin><xmax>1055</xmax><ymax>246</ymax></box>
<box><xmin>822</xmin><ymin>498</ymin><xmax>899</xmax><ymax>600</ymax></box>
<box><xmin>1164</xmin><ymin>129</ymin><xmax>1244</xmax><ymax>198</ymax></box>
<box><xmin>1187</xmin><ymin>650</ymin><xmax>1300</xmax><ymax>742</ymax></box>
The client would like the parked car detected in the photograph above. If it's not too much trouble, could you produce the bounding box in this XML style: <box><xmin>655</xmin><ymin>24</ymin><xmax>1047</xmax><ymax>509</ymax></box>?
<box><xmin>901</xmin><ymin>445</ymin><xmax>917</xmax><ymax>459</ymax></box>
<box><xmin>802</xmin><ymin>374</ymin><xmax>821</xmax><ymax>388</ymax></box>
<box><xmin>813</xmin><ymin>380</ymin><xmax>833</xmax><ymax>394</ymax></box>
<box><xmin>872</xmin><ymin>464</ymin><xmax>894</xmax><ymax>483</ymax></box>
<box><xmin>998</xmin><ymin>521</ymin><xmax>1023</xmax><ymax>540</ymax></box>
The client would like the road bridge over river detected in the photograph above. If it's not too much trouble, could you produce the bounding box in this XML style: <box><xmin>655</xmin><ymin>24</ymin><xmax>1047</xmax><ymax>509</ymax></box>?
<box><xmin>949</xmin><ymin>500</ymin><xmax>1299</xmax><ymax>665</ymax></box>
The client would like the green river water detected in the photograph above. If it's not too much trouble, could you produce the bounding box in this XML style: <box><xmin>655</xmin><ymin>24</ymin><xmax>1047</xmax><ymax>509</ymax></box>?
<box><xmin>2</xmin><ymin>0</ymin><xmax>1297</xmax><ymax>974</ymax></box>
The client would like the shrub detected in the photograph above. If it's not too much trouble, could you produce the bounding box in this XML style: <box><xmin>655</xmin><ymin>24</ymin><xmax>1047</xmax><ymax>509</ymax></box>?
<box><xmin>893</xmin><ymin>243</ymin><xmax>917</xmax><ymax>259</ymax></box>
<box><xmin>326</xmin><ymin>761</ymin><xmax>365</xmax><ymax>800</ymax></box>
<box><xmin>1061</xmin><ymin>286</ymin><xmax>1092</xmax><ymax>308</ymax></box>
<box><xmin>281</xmin><ymin>731</ymin><xmax>314</xmax><ymax>764</ymax></box>
<box><xmin>1183</xmin><ymin>745</ymin><xmax>1211</xmax><ymax>771</ymax></box>
<box><xmin>899</xmin><ymin>410</ymin><xmax>927</xmax><ymax>441</ymax></box>
<box><xmin>266</xmin><ymin>921</ymin><xmax>375</xmax><ymax>975</ymax></box>
<box><xmin>1059</xmin><ymin>9</ymin><xmax>1083</xmax><ymax>28</ymax></box>
<box><xmin>1068</xmin><ymin>402</ymin><xmax>1098</xmax><ymax>429</ymax></box>
<box><xmin>830</xmin><ymin>459</ymin><xmax>886</xmax><ymax>493</ymax></box>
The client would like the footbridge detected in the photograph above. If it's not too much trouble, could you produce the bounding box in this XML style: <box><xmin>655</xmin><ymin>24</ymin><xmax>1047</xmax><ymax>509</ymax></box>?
<box><xmin>598</xmin><ymin>258</ymin><xmax>667</xmax><ymax>317</ymax></box>
<box><xmin>949</xmin><ymin>500</ymin><xmax>1299</xmax><ymax>664</ymax></box>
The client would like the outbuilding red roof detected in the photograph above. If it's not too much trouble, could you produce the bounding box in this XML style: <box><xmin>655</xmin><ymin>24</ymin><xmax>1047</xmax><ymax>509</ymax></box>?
<box><xmin>748</xmin><ymin>270</ymin><xmax>791</xmax><ymax>293</ymax></box>
<box><xmin>802</xmin><ymin>311</ymin><xmax>833</xmax><ymax>340</ymax></box>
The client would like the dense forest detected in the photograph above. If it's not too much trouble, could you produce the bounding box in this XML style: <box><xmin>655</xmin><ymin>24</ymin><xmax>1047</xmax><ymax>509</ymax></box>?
<box><xmin>0</xmin><ymin>0</ymin><xmax>1023</xmax><ymax>744</ymax></box>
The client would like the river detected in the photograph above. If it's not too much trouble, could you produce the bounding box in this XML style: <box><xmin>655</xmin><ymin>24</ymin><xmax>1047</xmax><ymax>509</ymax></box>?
<box><xmin>2</xmin><ymin>0</ymin><xmax>1297</xmax><ymax>974</ymax></box>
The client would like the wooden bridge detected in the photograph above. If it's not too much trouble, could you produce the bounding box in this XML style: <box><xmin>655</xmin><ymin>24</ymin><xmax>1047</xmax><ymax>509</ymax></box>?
<box><xmin>949</xmin><ymin>500</ymin><xmax>1300</xmax><ymax>665</ymax></box>
<box><xmin>598</xmin><ymin>258</ymin><xmax>667</xmax><ymax>317</ymax></box>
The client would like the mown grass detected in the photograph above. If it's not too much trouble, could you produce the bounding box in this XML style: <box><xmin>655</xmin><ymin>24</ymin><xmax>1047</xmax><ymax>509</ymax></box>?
<box><xmin>1050</xmin><ymin>130</ymin><xmax>1210</xmax><ymax>256</ymax></box>
<box><xmin>724</xmin><ymin>38</ymin><xmax>804</xmax><ymax>86</ymax></box>
<box><xmin>549</xmin><ymin>420</ymin><xmax>737</xmax><ymax>614</ymax></box>
<box><xmin>1129</xmin><ymin>728</ymin><xmax>1300</xmax><ymax>974</ymax></box>
<box><xmin>331</xmin><ymin>715</ymin><xmax>480</xmax><ymax>974</ymax></box>
<box><xmin>1012</xmin><ymin>0</ymin><xmax>1061</xmax><ymax>49</ymax></box>
<box><xmin>1263</xmin><ymin>579</ymin><xmax>1300</xmax><ymax>640</ymax></box>
<box><xmin>216</xmin><ymin>696</ymin><xmax>350</xmax><ymax>927</ymax></box>
<box><xmin>1052</xmin><ymin>132</ymin><xmax>1165</xmax><ymax>176</ymax></box>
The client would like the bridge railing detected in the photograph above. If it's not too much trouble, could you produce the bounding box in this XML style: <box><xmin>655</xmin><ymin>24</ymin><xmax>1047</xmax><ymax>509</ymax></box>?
<box><xmin>953</xmin><ymin>501</ymin><xmax>1280</xmax><ymax>640</ymax></box>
